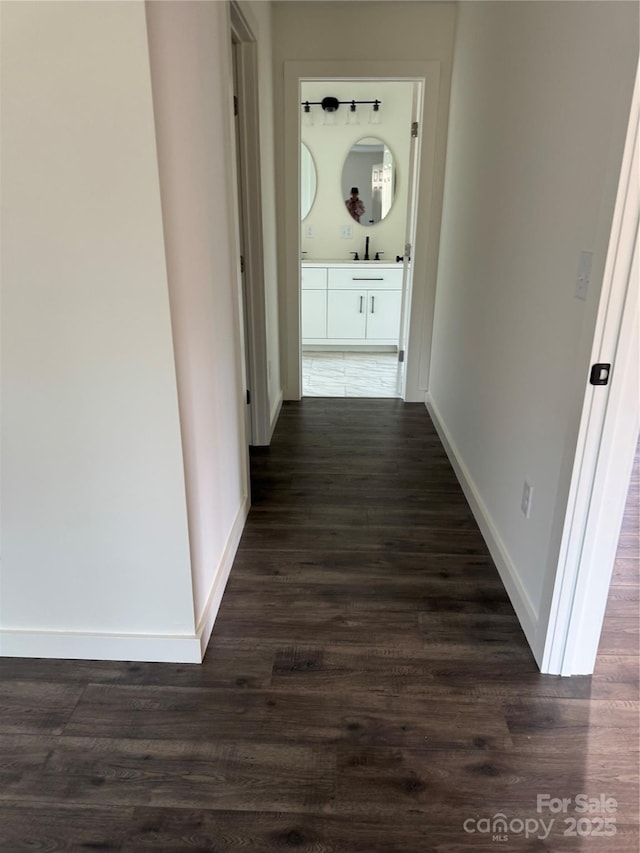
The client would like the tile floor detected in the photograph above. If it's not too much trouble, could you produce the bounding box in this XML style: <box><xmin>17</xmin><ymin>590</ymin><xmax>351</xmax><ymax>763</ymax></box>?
<box><xmin>302</xmin><ymin>350</ymin><xmax>399</xmax><ymax>397</ymax></box>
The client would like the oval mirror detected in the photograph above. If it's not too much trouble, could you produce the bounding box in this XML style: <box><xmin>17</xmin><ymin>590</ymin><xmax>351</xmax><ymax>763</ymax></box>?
<box><xmin>300</xmin><ymin>143</ymin><xmax>317</xmax><ymax>221</ymax></box>
<box><xmin>341</xmin><ymin>137</ymin><xmax>396</xmax><ymax>226</ymax></box>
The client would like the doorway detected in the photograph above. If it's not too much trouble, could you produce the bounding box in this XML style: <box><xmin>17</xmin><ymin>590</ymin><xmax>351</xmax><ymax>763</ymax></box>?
<box><xmin>281</xmin><ymin>60</ymin><xmax>443</xmax><ymax>404</ymax></box>
<box><xmin>298</xmin><ymin>80</ymin><xmax>422</xmax><ymax>399</ymax></box>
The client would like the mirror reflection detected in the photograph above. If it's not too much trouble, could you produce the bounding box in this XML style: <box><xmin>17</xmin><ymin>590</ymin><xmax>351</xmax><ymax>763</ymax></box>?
<box><xmin>341</xmin><ymin>137</ymin><xmax>396</xmax><ymax>226</ymax></box>
<box><xmin>300</xmin><ymin>143</ymin><xmax>317</xmax><ymax>221</ymax></box>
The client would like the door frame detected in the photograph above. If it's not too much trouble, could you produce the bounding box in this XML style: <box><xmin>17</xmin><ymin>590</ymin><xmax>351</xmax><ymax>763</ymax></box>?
<box><xmin>396</xmin><ymin>81</ymin><xmax>424</xmax><ymax>399</ymax></box>
<box><xmin>541</xmin><ymin>67</ymin><xmax>639</xmax><ymax>675</ymax></box>
<box><xmin>281</xmin><ymin>60</ymin><xmax>443</xmax><ymax>402</ymax></box>
<box><xmin>230</xmin><ymin>1</ymin><xmax>270</xmax><ymax>445</ymax></box>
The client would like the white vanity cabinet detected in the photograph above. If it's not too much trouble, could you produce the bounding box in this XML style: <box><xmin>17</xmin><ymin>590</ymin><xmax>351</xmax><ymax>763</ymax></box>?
<box><xmin>302</xmin><ymin>263</ymin><xmax>403</xmax><ymax>347</ymax></box>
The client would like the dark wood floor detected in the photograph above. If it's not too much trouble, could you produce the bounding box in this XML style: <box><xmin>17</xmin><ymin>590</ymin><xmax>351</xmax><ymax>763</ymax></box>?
<box><xmin>0</xmin><ymin>400</ymin><xmax>637</xmax><ymax>851</ymax></box>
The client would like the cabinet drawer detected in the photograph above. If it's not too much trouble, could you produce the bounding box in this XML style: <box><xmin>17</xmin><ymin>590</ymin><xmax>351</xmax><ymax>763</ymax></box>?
<box><xmin>301</xmin><ymin>267</ymin><xmax>328</xmax><ymax>289</ymax></box>
<box><xmin>327</xmin><ymin>267</ymin><xmax>402</xmax><ymax>290</ymax></box>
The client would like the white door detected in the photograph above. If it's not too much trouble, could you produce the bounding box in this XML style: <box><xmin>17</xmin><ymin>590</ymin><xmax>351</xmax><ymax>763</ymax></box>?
<box><xmin>396</xmin><ymin>82</ymin><xmax>423</xmax><ymax>397</ymax></box>
<box><xmin>231</xmin><ymin>40</ymin><xmax>252</xmax><ymax>443</ymax></box>
<box><xmin>541</xmin><ymin>68</ymin><xmax>639</xmax><ymax>675</ymax></box>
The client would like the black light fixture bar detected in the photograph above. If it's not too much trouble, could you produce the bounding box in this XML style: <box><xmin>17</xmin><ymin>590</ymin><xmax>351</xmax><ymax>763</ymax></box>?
<box><xmin>301</xmin><ymin>97</ymin><xmax>381</xmax><ymax>113</ymax></box>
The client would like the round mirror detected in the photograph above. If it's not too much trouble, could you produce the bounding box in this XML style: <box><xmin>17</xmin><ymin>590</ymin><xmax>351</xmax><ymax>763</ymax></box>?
<box><xmin>300</xmin><ymin>143</ymin><xmax>317</xmax><ymax>221</ymax></box>
<box><xmin>341</xmin><ymin>137</ymin><xmax>396</xmax><ymax>226</ymax></box>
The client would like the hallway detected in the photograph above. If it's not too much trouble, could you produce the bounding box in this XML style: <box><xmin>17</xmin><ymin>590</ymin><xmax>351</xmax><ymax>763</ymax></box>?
<box><xmin>0</xmin><ymin>401</ymin><xmax>637</xmax><ymax>850</ymax></box>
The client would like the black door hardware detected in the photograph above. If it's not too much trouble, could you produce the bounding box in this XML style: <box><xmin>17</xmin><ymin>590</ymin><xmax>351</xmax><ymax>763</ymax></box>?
<box><xmin>589</xmin><ymin>363</ymin><xmax>611</xmax><ymax>386</ymax></box>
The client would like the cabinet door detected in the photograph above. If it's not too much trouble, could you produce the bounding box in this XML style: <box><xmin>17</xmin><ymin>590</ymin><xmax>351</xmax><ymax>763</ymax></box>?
<box><xmin>365</xmin><ymin>290</ymin><xmax>402</xmax><ymax>341</ymax></box>
<box><xmin>327</xmin><ymin>290</ymin><xmax>367</xmax><ymax>339</ymax></box>
<box><xmin>301</xmin><ymin>290</ymin><xmax>327</xmax><ymax>339</ymax></box>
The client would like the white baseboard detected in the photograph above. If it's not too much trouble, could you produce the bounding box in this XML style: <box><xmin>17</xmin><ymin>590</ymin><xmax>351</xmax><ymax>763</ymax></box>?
<box><xmin>0</xmin><ymin>495</ymin><xmax>251</xmax><ymax>665</ymax></box>
<box><xmin>195</xmin><ymin>492</ymin><xmax>250</xmax><ymax>659</ymax></box>
<box><xmin>425</xmin><ymin>393</ymin><xmax>540</xmax><ymax>661</ymax></box>
<box><xmin>0</xmin><ymin>628</ymin><xmax>203</xmax><ymax>663</ymax></box>
<box><xmin>269</xmin><ymin>388</ymin><xmax>283</xmax><ymax>440</ymax></box>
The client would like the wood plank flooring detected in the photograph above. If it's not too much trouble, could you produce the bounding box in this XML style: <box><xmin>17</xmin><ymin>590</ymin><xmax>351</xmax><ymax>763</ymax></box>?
<box><xmin>0</xmin><ymin>400</ymin><xmax>637</xmax><ymax>851</ymax></box>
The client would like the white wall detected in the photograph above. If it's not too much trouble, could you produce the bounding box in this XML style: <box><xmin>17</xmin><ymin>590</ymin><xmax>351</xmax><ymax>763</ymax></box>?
<box><xmin>1</xmin><ymin>0</ymin><xmax>252</xmax><ymax>663</ymax></box>
<box><xmin>145</xmin><ymin>0</ymin><xmax>250</xmax><ymax>643</ymax></box>
<box><xmin>0</xmin><ymin>1</ymin><xmax>196</xmax><ymax>655</ymax></box>
<box><xmin>428</xmin><ymin>0</ymin><xmax>638</xmax><ymax>663</ymax></box>
<box><xmin>301</xmin><ymin>81</ymin><xmax>414</xmax><ymax>262</ymax></box>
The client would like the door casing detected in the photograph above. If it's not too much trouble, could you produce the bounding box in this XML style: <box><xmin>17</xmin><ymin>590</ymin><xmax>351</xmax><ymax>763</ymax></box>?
<box><xmin>230</xmin><ymin>1</ymin><xmax>271</xmax><ymax>446</ymax></box>
<box><xmin>281</xmin><ymin>60</ymin><xmax>444</xmax><ymax>403</ymax></box>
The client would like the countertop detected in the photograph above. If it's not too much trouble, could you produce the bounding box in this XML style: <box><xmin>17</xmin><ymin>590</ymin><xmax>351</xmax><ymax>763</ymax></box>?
<box><xmin>301</xmin><ymin>260</ymin><xmax>403</xmax><ymax>268</ymax></box>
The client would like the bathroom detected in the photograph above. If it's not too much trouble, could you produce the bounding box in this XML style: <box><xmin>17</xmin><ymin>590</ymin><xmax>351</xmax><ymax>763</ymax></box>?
<box><xmin>299</xmin><ymin>80</ymin><xmax>419</xmax><ymax>397</ymax></box>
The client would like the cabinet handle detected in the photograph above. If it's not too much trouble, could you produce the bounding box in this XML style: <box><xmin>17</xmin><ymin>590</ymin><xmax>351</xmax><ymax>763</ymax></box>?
<box><xmin>371</xmin><ymin>296</ymin><xmax>375</xmax><ymax>313</ymax></box>
<box><xmin>353</xmin><ymin>277</ymin><xmax>384</xmax><ymax>281</ymax></box>
<box><xmin>359</xmin><ymin>296</ymin><xmax>364</xmax><ymax>313</ymax></box>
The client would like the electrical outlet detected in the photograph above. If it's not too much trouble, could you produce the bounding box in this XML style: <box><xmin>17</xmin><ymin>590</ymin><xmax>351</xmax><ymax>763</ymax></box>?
<box><xmin>305</xmin><ymin>224</ymin><xmax>314</xmax><ymax>238</ymax></box>
<box><xmin>341</xmin><ymin>224</ymin><xmax>353</xmax><ymax>239</ymax></box>
<box><xmin>521</xmin><ymin>481</ymin><xmax>533</xmax><ymax>518</ymax></box>
<box><xmin>575</xmin><ymin>251</ymin><xmax>592</xmax><ymax>301</ymax></box>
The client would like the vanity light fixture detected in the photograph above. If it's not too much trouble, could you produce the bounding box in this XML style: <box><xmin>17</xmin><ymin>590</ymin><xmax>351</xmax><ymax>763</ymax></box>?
<box><xmin>300</xmin><ymin>97</ymin><xmax>382</xmax><ymax>126</ymax></box>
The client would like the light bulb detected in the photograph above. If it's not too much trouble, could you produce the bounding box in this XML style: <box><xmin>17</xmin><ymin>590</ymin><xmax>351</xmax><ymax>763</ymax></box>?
<box><xmin>346</xmin><ymin>101</ymin><xmax>359</xmax><ymax>126</ymax></box>
<box><xmin>302</xmin><ymin>102</ymin><xmax>313</xmax><ymax>127</ymax></box>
